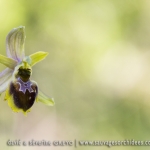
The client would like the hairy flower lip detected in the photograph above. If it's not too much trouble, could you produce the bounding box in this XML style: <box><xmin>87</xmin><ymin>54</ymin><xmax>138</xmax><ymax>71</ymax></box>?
<box><xmin>0</xmin><ymin>26</ymin><xmax>54</xmax><ymax>115</ymax></box>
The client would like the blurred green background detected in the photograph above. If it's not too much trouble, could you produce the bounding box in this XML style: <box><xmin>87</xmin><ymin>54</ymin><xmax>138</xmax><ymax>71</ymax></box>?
<box><xmin>0</xmin><ymin>0</ymin><xmax>150</xmax><ymax>150</ymax></box>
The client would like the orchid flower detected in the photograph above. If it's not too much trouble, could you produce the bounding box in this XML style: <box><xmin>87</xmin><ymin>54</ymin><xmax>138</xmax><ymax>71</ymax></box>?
<box><xmin>0</xmin><ymin>26</ymin><xmax>54</xmax><ymax>115</ymax></box>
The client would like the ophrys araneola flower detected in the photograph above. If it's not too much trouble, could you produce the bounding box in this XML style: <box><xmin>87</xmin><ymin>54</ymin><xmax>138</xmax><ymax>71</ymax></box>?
<box><xmin>0</xmin><ymin>26</ymin><xmax>54</xmax><ymax>115</ymax></box>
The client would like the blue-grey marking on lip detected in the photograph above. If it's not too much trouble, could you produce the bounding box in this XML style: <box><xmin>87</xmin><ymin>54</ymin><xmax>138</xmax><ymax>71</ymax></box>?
<box><xmin>16</xmin><ymin>77</ymin><xmax>34</xmax><ymax>94</ymax></box>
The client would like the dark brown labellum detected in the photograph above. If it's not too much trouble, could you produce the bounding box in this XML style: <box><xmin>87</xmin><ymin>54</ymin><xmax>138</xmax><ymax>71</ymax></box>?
<box><xmin>9</xmin><ymin>78</ymin><xmax>38</xmax><ymax>112</ymax></box>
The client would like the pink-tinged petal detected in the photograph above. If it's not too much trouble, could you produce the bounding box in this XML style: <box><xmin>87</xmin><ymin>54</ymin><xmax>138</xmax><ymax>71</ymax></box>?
<box><xmin>6</xmin><ymin>26</ymin><xmax>25</xmax><ymax>62</ymax></box>
<box><xmin>0</xmin><ymin>68</ymin><xmax>13</xmax><ymax>94</ymax></box>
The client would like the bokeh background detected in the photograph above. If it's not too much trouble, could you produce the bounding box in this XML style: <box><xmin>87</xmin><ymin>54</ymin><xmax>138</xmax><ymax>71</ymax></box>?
<box><xmin>0</xmin><ymin>0</ymin><xmax>150</xmax><ymax>150</ymax></box>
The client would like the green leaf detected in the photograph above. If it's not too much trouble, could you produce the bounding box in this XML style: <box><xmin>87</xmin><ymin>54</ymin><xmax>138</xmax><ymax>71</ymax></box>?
<box><xmin>38</xmin><ymin>90</ymin><xmax>55</xmax><ymax>106</ymax></box>
<box><xmin>0</xmin><ymin>54</ymin><xmax>17</xmax><ymax>69</ymax></box>
<box><xmin>29</xmin><ymin>51</ymin><xmax>48</xmax><ymax>67</ymax></box>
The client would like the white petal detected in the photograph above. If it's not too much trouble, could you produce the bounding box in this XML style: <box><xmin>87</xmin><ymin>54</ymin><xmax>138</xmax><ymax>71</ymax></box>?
<box><xmin>0</xmin><ymin>68</ymin><xmax>13</xmax><ymax>94</ymax></box>
<box><xmin>6</xmin><ymin>26</ymin><xmax>25</xmax><ymax>62</ymax></box>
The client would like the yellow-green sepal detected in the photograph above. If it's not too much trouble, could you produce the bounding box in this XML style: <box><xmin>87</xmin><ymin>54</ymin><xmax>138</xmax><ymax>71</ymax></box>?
<box><xmin>29</xmin><ymin>51</ymin><xmax>48</xmax><ymax>67</ymax></box>
<box><xmin>0</xmin><ymin>54</ymin><xmax>17</xmax><ymax>69</ymax></box>
<box><xmin>37</xmin><ymin>90</ymin><xmax>55</xmax><ymax>106</ymax></box>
